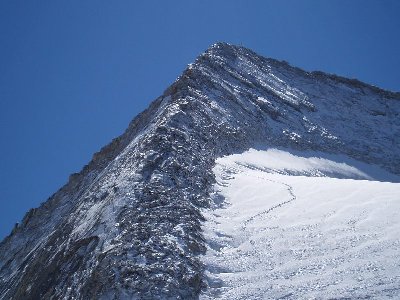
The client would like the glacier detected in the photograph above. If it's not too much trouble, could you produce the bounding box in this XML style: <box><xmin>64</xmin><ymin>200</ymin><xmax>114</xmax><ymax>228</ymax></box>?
<box><xmin>201</xmin><ymin>148</ymin><xmax>400</xmax><ymax>299</ymax></box>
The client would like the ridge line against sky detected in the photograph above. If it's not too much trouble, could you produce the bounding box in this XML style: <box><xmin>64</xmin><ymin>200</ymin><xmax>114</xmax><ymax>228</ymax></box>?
<box><xmin>0</xmin><ymin>1</ymin><xmax>399</xmax><ymax>239</ymax></box>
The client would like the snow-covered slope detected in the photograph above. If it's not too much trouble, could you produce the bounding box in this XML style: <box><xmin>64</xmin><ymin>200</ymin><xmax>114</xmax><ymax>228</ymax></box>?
<box><xmin>202</xmin><ymin>149</ymin><xmax>400</xmax><ymax>299</ymax></box>
<box><xmin>0</xmin><ymin>43</ymin><xmax>399</xmax><ymax>299</ymax></box>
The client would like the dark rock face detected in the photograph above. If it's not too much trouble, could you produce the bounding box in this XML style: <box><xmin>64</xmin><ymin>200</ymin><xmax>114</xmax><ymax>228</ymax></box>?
<box><xmin>1</xmin><ymin>43</ymin><xmax>399</xmax><ymax>299</ymax></box>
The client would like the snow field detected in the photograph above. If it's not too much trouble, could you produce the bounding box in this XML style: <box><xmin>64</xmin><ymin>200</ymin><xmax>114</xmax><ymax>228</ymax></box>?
<box><xmin>201</xmin><ymin>149</ymin><xmax>400</xmax><ymax>299</ymax></box>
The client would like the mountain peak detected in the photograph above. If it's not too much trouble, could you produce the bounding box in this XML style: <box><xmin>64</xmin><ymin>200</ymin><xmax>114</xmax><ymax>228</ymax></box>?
<box><xmin>196</xmin><ymin>42</ymin><xmax>400</xmax><ymax>99</ymax></box>
<box><xmin>1</xmin><ymin>44</ymin><xmax>399</xmax><ymax>299</ymax></box>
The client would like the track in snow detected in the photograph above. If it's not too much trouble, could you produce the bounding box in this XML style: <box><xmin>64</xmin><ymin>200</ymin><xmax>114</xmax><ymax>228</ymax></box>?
<box><xmin>242</xmin><ymin>175</ymin><xmax>296</xmax><ymax>229</ymax></box>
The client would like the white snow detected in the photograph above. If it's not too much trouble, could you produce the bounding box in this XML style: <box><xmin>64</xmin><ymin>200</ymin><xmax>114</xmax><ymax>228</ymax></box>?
<box><xmin>201</xmin><ymin>148</ymin><xmax>400</xmax><ymax>299</ymax></box>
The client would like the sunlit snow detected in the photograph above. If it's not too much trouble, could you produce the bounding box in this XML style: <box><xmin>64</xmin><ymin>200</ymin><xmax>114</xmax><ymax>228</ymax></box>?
<box><xmin>201</xmin><ymin>148</ymin><xmax>400</xmax><ymax>299</ymax></box>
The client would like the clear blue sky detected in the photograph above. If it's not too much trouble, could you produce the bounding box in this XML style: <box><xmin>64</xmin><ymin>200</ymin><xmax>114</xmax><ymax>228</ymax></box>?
<box><xmin>1</xmin><ymin>1</ymin><xmax>399</xmax><ymax>239</ymax></box>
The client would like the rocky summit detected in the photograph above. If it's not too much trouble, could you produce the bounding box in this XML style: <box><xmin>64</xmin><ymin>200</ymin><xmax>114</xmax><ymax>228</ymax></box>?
<box><xmin>0</xmin><ymin>43</ymin><xmax>399</xmax><ymax>299</ymax></box>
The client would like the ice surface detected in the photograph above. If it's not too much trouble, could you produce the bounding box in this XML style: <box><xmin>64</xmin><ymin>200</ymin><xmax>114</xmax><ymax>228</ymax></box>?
<box><xmin>201</xmin><ymin>148</ymin><xmax>400</xmax><ymax>299</ymax></box>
